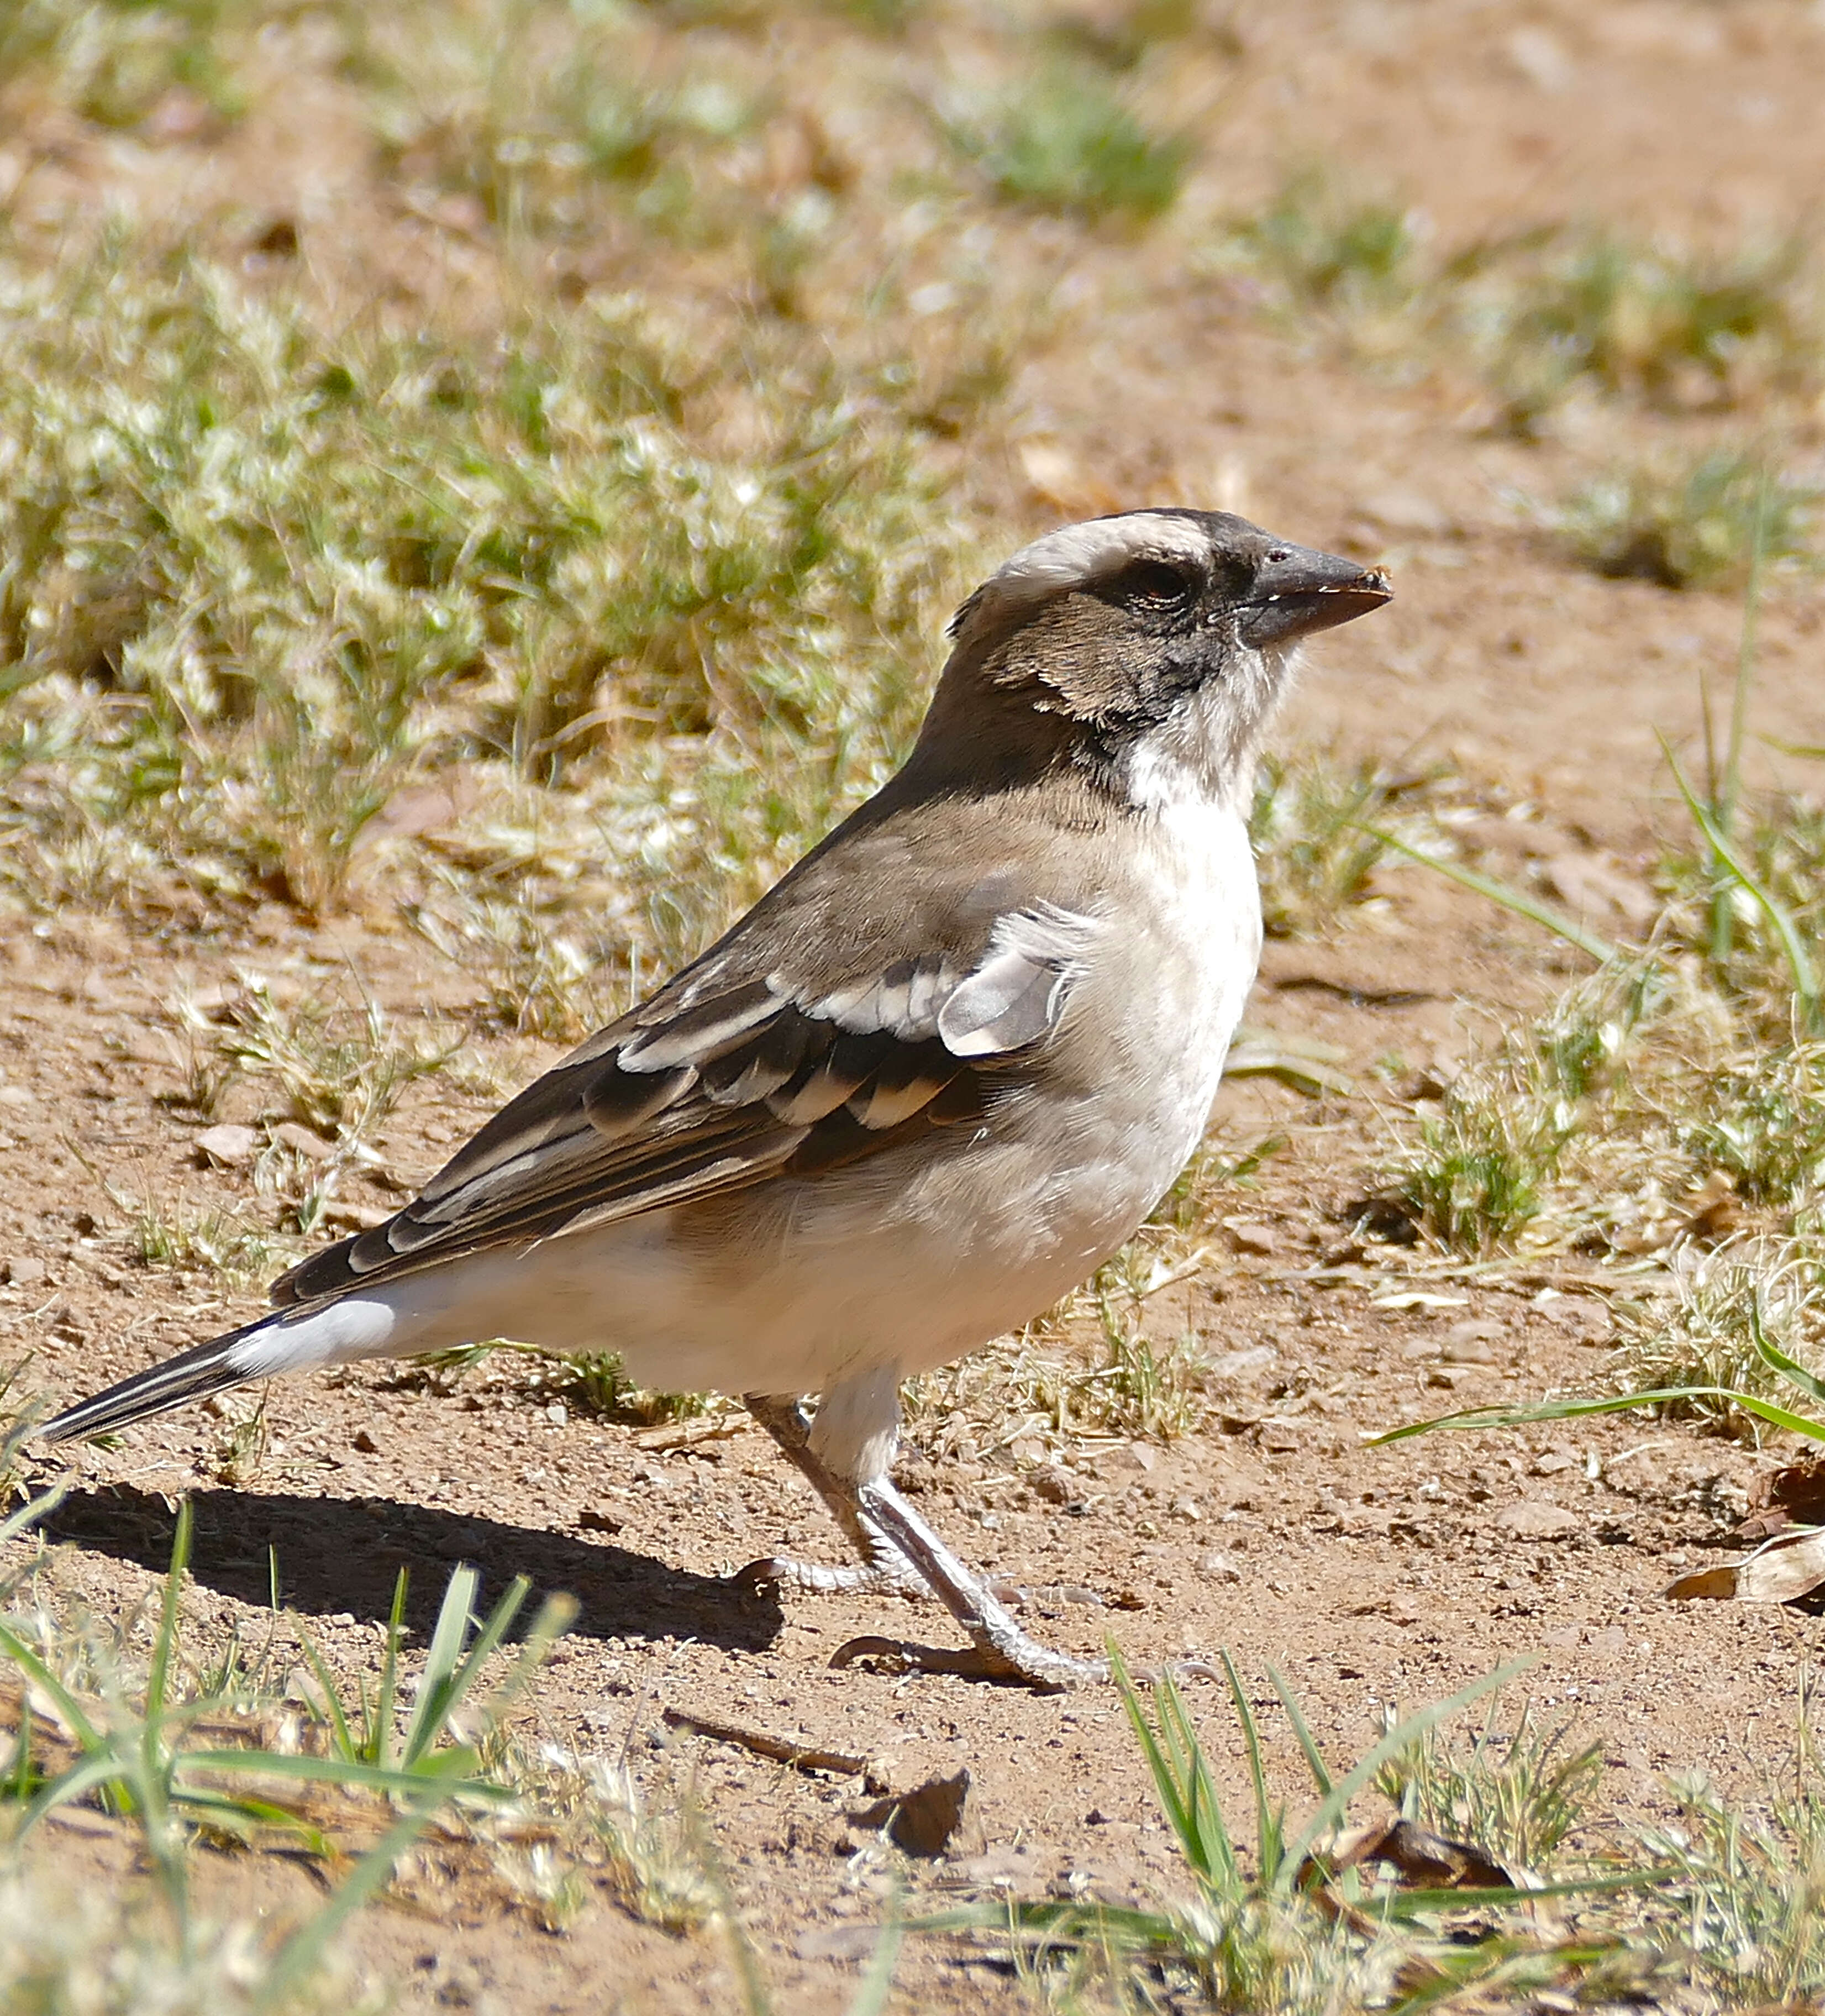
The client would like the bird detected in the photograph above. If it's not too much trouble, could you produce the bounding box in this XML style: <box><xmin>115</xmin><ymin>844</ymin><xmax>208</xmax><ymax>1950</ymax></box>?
<box><xmin>41</xmin><ymin>507</ymin><xmax>1391</xmax><ymax>1689</ymax></box>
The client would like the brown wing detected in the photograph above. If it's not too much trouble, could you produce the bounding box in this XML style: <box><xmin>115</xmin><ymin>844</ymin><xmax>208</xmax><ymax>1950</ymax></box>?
<box><xmin>269</xmin><ymin>901</ymin><xmax>1100</xmax><ymax>1309</ymax></box>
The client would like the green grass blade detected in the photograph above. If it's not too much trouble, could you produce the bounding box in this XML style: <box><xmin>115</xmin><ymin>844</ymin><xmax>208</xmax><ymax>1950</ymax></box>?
<box><xmin>445</xmin><ymin>1573</ymin><xmax>534</xmax><ymax>1699</ymax></box>
<box><xmin>256</xmin><ymin>1790</ymin><xmax>453</xmax><ymax>2013</ymax></box>
<box><xmin>6</xmin><ymin>1692</ymin><xmax>34</xmax><ymax>1802</ymax></box>
<box><xmin>134</xmin><ymin>1505</ymin><xmax>197</xmax><ymax>1922</ymax></box>
<box><xmin>17</xmin><ymin>1751</ymin><xmax>131</xmax><ymax>1837</ymax></box>
<box><xmin>686</xmin><ymin>1794</ymin><xmax>774</xmax><ymax>2016</ymax></box>
<box><xmin>913</xmin><ymin>1897</ymin><xmax>1188</xmax><ymax>1950</ymax></box>
<box><xmin>1169</xmin><ymin>1666</ymin><xmax>1238</xmax><ymax>1892</ymax></box>
<box><xmin>478</xmin><ymin>1590</ymin><xmax>578</xmax><ymax>1725</ymax></box>
<box><xmin>0</xmin><ymin>1619</ymin><xmax>107</xmax><ymax>1751</ymax></box>
<box><xmin>1284</xmin><ymin>1660</ymin><xmax>1535</xmax><ymax>1881</ymax></box>
<box><xmin>1748</xmin><ymin>1304</ymin><xmax>1825</xmax><ymax>1408</ymax></box>
<box><xmin>1110</xmin><ymin>1642</ymin><xmax>1239</xmax><ymax>1893</ymax></box>
<box><xmin>1662</xmin><ymin>734</ymin><xmax>1821</xmax><ymax>1025</ymax></box>
<box><xmin>403</xmin><ymin>1571</ymin><xmax>529</xmax><ymax>1769</ymax></box>
<box><xmin>0</xmin><ymin>1479</ymin><xmax>69</xmax><ymax>1547</ymax></box>
<box><xmin>1221</xmin><ymin>1647</ymin><xmax>1285</xmax><ymax>1887</ymax></box>
<box><xmin>178</xmin><ymin>1747</ymin><xmax>498</xmax><ymax>1801</ymax></box>
<box><xmin>1353</xmin><ymin>825</ymin><xmax>1623</xmax><ymax>965</ymax></box>
<box><xmin>1375</xmin><ymin>1869</ymin><xmax>1670</xmax><ymax>1921</ymax></box>
<box><xmin>145</xmin><ymin>1498</ymin><xmax>193</xmax><ymax>1725</ymax></box>
<box><xmin>1707</xmin><ymin>480</ymin><xmax>1769</xmax><ymax>965</ymax></box>
<box><xmin>846</xmin><ymin>1887</ymin><xmax>903</xmax><ymax>2016</ymax></box>
<box><xmin>400</xmin><ymin>1563</ymin><xmax>479</xmax><ymax>1767</ymax></box>
<box><xmin>1387</xmin><ymin>1937</ymin><xmax>1626</xmax><ymax>2015</ymax></box>
<box><xmin>1371</xmin><ymin>1385</ymin><xmax>1825</xmax><ymax>1446</ymax></box>
<box><xmin>294</xmin><ymin>1626</ymin><xmax>359</xmax><ymax>1763</ymax></box>
<box><xmin>1111</xmin><ymin>1645</ymin><xmax>1192</xmax><ymax>1852</ymax></box>
<box><xmin>168</xmin><ymin>1785</ymin><xmax>332</xmax><ymax>1852</ymax></box>
<box><xmin>373</xmin><ymin>1567</ymin><xmax>409</xmax><ymax>1770</ymax></box>
<box><xmin>1267</xmin><ymin>1661</ymin><xmax>1335</xmax><ymax>1799</ymax></box>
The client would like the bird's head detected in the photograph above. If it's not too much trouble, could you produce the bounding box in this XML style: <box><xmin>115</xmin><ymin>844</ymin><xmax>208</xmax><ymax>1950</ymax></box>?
<box><xmin>916</xmin><ymin>508</ymin><xmax>1391</xmax><ymax>812</ymax></box>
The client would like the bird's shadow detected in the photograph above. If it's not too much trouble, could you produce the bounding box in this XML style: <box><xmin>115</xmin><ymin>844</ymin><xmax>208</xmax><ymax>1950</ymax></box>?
<box><xmin>41</xmin><ymin>1483</ymin><xmax>782</xmax><ymax>1652</ymax></box>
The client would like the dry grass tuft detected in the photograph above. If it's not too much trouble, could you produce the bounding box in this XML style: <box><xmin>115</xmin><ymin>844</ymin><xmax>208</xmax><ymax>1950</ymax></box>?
<box><xmin>1610</xmin><ymin>1237</ymin><xmax>1825</xmax><ymax>1445</ymax></box>
<box><xmin>1557</xmin><ymin>452</ymin><xmax>1821</xmax><ymax>590</ymax></box>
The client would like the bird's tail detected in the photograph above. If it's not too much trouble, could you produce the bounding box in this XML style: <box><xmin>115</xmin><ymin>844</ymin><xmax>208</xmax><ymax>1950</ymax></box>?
<box><xmin>39</xmin><ymin>1321</ymin><xmax>271</xmax><ymax>1444</ymax></box>
<box><xmin>38</xmin><ymin>1284</ymin><xmax>407</xmax><ymax>1446</ymax></box>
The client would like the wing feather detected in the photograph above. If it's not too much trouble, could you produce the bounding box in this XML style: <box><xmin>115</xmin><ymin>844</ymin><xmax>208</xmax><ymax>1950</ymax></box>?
<box><xmin>268</xmin><ymin>900</ymin><xmax>1099</xmax><ymax>1310</ymax></box>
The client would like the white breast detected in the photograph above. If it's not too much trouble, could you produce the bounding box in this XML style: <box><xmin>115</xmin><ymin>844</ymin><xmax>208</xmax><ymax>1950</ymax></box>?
<box><xmin>654</xmin><ymin>763</ymin><xmax>1267</xmax><ymax>1390</ymax></box>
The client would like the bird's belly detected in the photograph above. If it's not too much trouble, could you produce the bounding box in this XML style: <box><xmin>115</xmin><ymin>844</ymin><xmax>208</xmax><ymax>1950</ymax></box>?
<box><xmin>613</xmin><ymin>883</ymin><xmax>1254</xmax><ymax>1392</ymax></box>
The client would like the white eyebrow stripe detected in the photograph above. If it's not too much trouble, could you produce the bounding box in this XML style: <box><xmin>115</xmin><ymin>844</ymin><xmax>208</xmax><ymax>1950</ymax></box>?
<box><xmin>952</xmin><ymin>513</ymin><xmax>1212</xmax><ymax>644</ymax></box>
<box><xmin>990</xmin><ymin>514</ymin><xmax>1209</xmax><ymax>599</ymax></box>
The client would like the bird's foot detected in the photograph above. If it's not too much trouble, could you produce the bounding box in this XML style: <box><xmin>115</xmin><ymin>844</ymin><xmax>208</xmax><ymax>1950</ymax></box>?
<box><xmin>741</xmin><ymin>1394</ymin><xmax>1204</xmax><ymax>1694</ymax></box>
<box><xmin>831</xmin><ymin>1632</ymin><xmax>1221</xmax><ymax>1691</ymax></box>
<box><xmin>732</xmin><ymin>1551</ymin><xmax>927</xmax><ymax>1600</ymax></box>
<box><xmin>839</xmin><ymin>1474</ymin><xmax>1121</xmax><ymax>1692</ymax></box>
<box><xmin>829</xmin><ymin>1626</ymin><xmax>1104</xmax><ymax>1691</ymax></box>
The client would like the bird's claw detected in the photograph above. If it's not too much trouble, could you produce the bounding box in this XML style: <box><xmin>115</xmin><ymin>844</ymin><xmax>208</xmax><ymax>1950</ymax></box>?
<box><xmin>730</xmin><ymin>1553</ymin><xmax>927</xmax><ymax>1599</ymax></box>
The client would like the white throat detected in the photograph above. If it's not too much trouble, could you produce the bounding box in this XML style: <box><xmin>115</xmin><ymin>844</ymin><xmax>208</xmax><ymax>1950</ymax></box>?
<box><xmin>1122</xmin><ymin>674</ymin><xmax>1266</xmax><ymax>822</ymax></box>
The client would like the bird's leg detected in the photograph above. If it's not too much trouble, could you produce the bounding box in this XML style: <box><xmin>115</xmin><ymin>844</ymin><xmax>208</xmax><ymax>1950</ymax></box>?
<box><xmin>735</xmin><ymin>1393</ymin><xmax>925</xmax><ymax>1598</ymax></box>
<box><xmin>836</xmin><ymin>1474</ymin><xmax>1105</xmax><ymax>1691</ymax></box>
<box><xmin>739</xmin><ymin>1388</ymin><xmax>1103</xmax><ymax>1691</ymax></box>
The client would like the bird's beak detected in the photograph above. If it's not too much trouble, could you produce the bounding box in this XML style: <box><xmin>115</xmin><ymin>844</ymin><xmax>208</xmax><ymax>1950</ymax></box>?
<box><xmin>1236</xmin><ymin>546</ymin><xmax>1393</xmax><ymax>648</ymax></box>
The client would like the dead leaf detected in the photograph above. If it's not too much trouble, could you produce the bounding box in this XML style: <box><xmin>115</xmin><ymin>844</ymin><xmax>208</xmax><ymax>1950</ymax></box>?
<box><xmin>1226</xmin><ymin>1025</ymin><xmax>1355</xmax><ymax>1097</ymax></box>
<box><xmin>1452</xmin><ymin>815</ymin><xmax>1564</xmax><ymax>861</ymax></box>
<box><xmin>1323</xmin><ymin>1815</ymin><xmax>1518</xmax><ymax>1890</ymax></box>
<box><xmin>631</xmin><ymin>1416</ymin><xmax>745</xmax><ymax>1452</ymax></box>
<box><xmin>796</xmin><ymin>1925</ymin><xmax>881</xmax><ymax>1962</ymax></box>
<box><xmin>846</xmin><ymin>1767</ymin><xmax>970</xmax><ymax>1857</ymax></box>
<box><xmin>1540</xmin><ymin>852</ymin><xmax>1658</xmax><ymax>931</ymax></box>
<box><xmin>661</xmin><ymin>1704</ymin><xmax>885</xmax><ymax>1791</ymax></box>
<box><xmin>248</xmin><ymin>216</ymin><xmax>300</xmax><ymax>259</ymax></box>
<box><xmin>1662</xmin><ymin>1564</ymin><xmax>1743</xmax><ymax>1600</ymax></box>
<box><xmin>1733</xmin><ymin>1456</ymin><xmax>1825</xmax><ymax>1542</ymax></box>
<box><xmin>320</xmin><ymin>1199</ymin><xmax>395</xmax><ymax>1232</ymax></box>
<box><xmin>46</xmin><ymin>1805</ymin><xmax>121</xmax><ymax>1838</ymax></box>
<box><xmin>1666</xmin><ymin>1526</ymin><xmax>1825</xmax><ymax>1604</ymax></box>
<box><xmin>1016</xmin><ymin>440</ymin><xmax>1122</xmax><ymax>517</ymax></box>
<box><xmin>1680</xmin><ymin>1169</ymin><xmax>1746</xmax><ymax>1244</ymax></box>
<box><xmin>365</xmin><ymin>769</ymin><xmax>490</xmax><ymax>845</ymax></box>
<box><xmin>1353</xmin><ymin>487</ymin><xmax>1451</xmax><ymax>538</ymax></box>
<box><xmin>270</xmin><ymin>1121</ymin><xmax>336</xmax><ymax>1162</ymax></box>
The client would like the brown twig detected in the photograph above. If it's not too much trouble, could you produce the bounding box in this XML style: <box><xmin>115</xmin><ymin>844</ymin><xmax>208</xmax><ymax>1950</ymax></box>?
<box><xmin>660</xmin><ymin>1705</ymin><xmax>887</xmax><ymax>1794</ymax></box>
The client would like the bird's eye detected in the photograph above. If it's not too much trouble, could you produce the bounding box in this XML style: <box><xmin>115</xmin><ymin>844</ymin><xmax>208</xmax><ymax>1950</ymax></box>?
<box><xmin>1112</xmin><ymin>560</ymin><xmax>1193</xmax><ymax>610</ymax></box>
